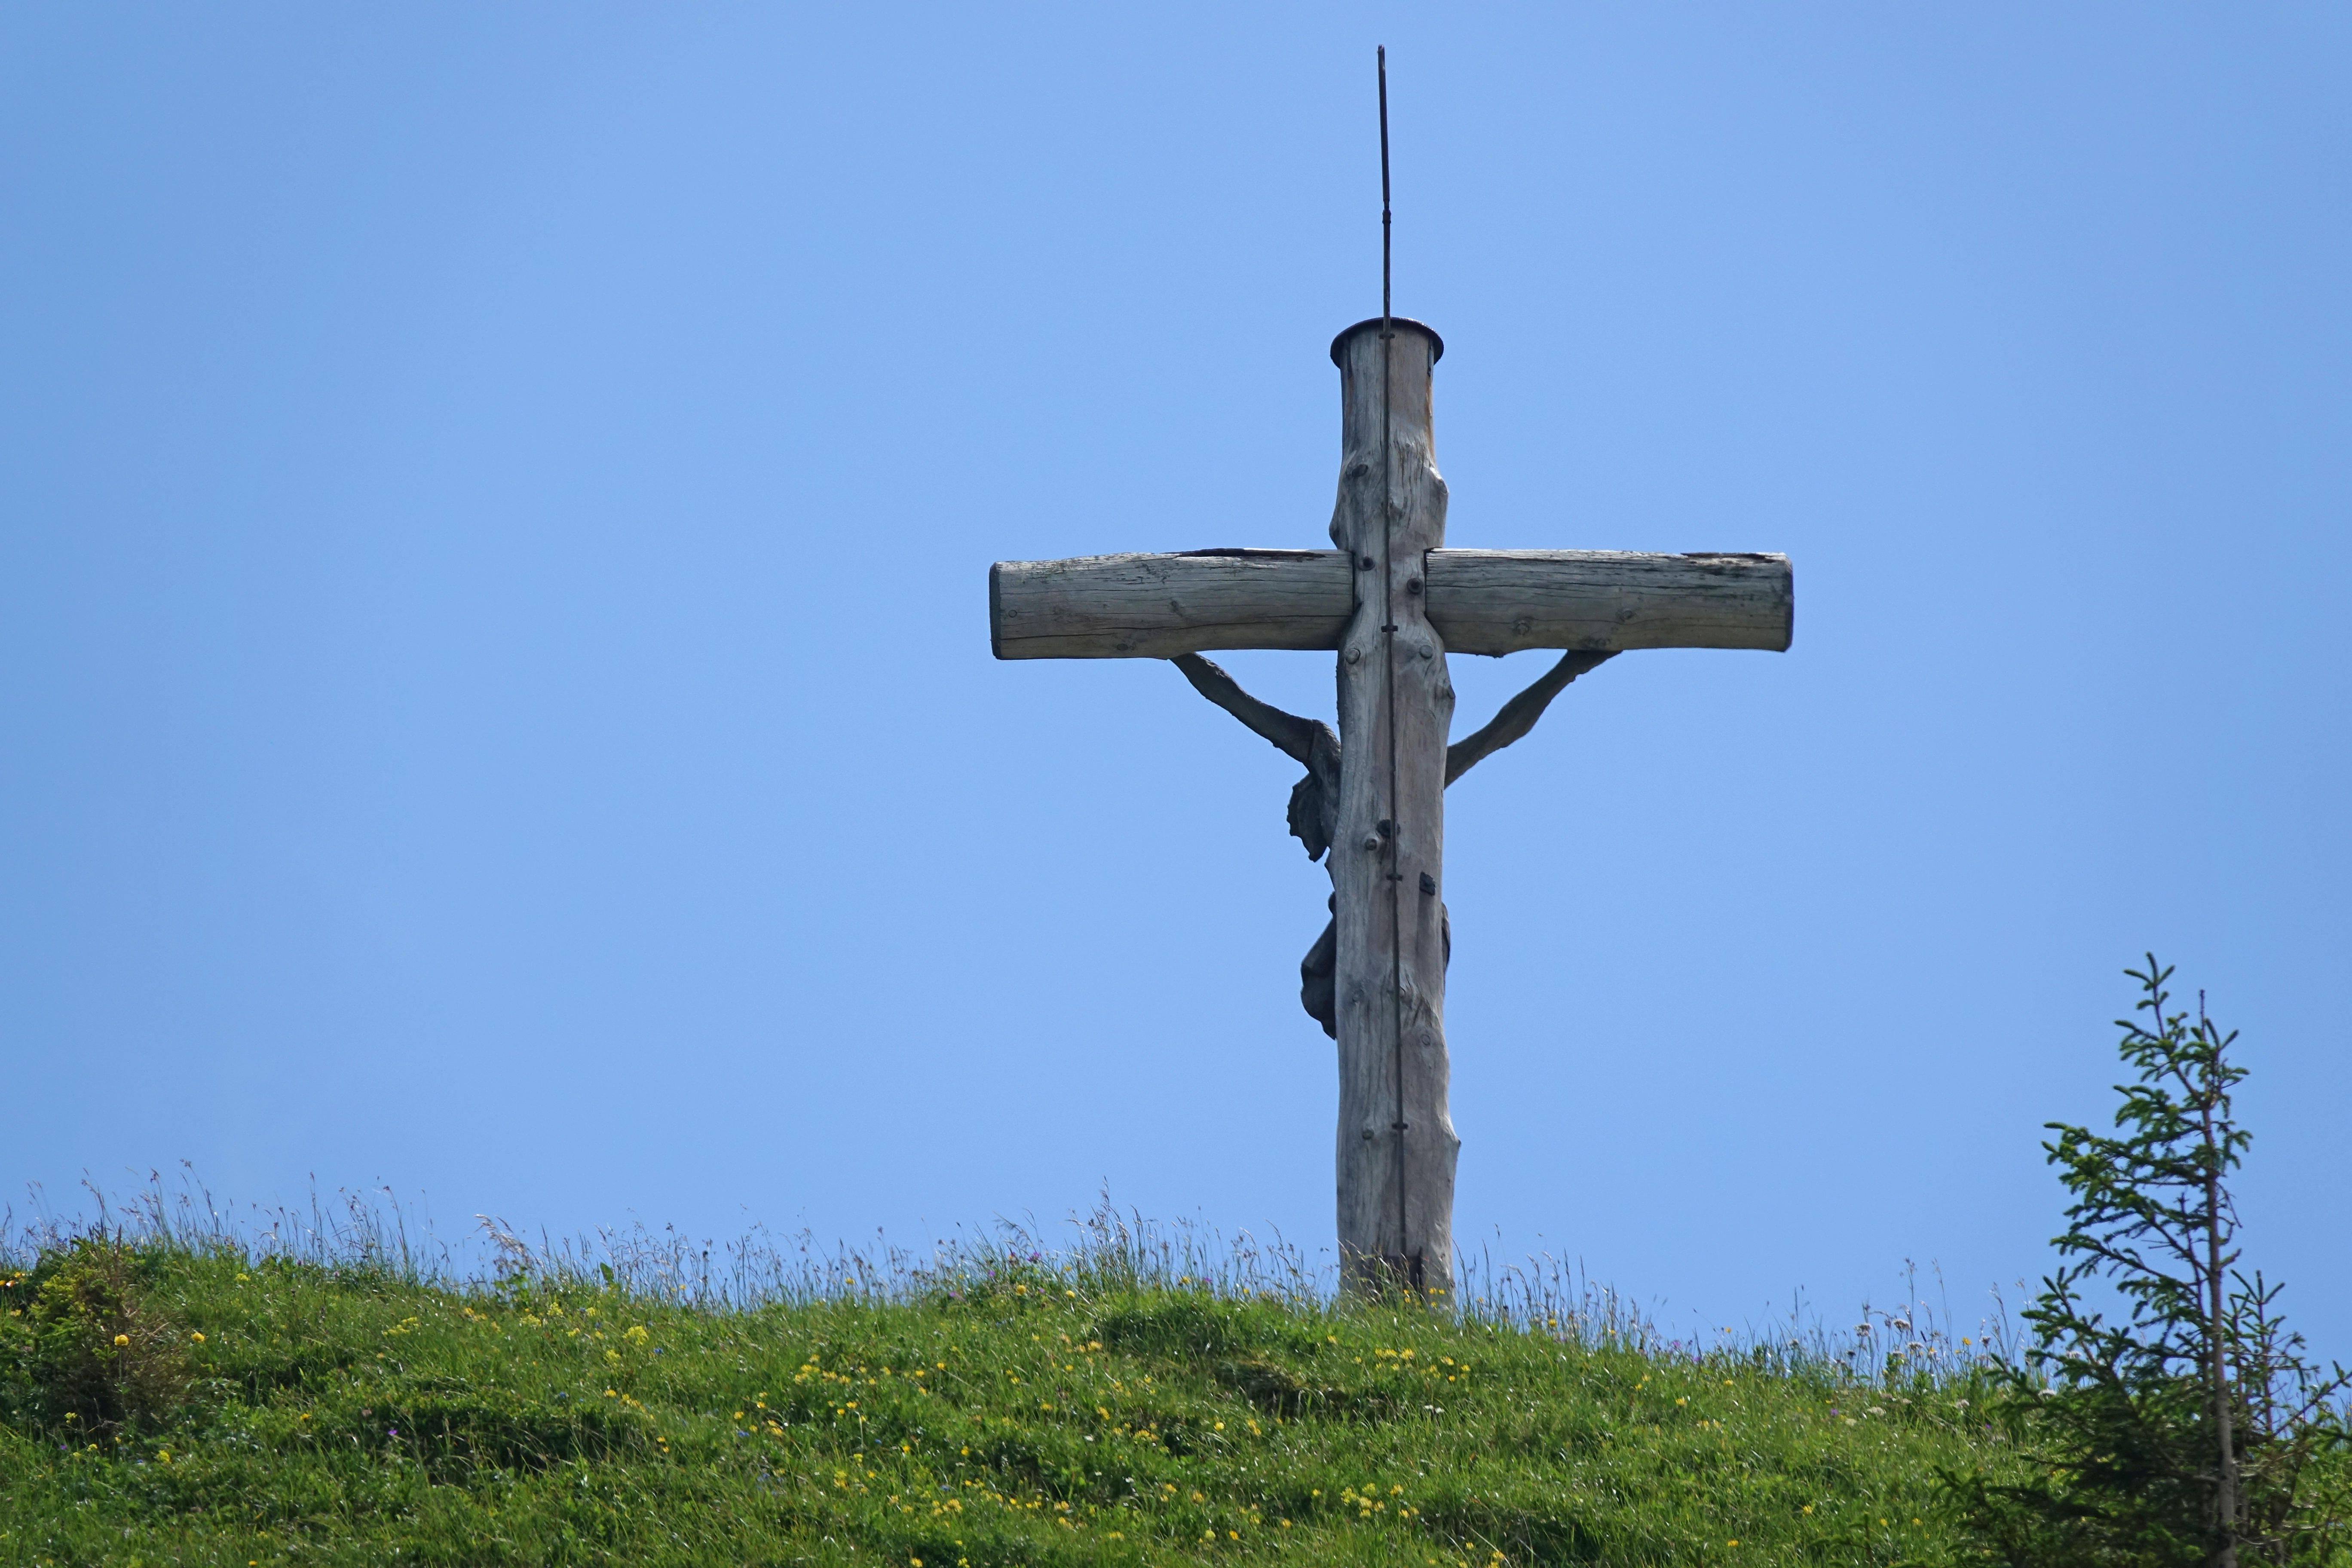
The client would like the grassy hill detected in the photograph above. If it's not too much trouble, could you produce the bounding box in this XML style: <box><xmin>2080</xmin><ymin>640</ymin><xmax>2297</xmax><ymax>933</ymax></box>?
<box><xmin>0</xmin><ymin>1219</ymin><xmax>2033</xmax><ymax>1568</ymax></box>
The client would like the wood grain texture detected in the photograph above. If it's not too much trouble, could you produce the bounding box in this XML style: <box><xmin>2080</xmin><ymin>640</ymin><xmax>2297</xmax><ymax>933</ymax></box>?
<box><xmin>1327</xmin><ymin>318</ymin><xmax>1457</xmax><ymax>1299</ymax></box>
<box><xmin>990</xmin><ymin>550</ymin><xmax>1351</xmax><ymax>659</ymax></box>
<box><xmin>1426</xmin><ymin>549</ymin><xmax>1792</xmax><ymax>655</ymax></box>
<box><xmin>990</xmin><ymin>548</ymin><xmax>1791</xmax><ymax>659</ymax></box>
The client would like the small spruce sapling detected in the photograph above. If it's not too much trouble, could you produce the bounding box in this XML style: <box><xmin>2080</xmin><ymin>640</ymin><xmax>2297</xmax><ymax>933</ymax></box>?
<box><xmin>1955</xmin><ymin>959</ymin><xmax>2348</xmax><ymax>1567</ymax></box>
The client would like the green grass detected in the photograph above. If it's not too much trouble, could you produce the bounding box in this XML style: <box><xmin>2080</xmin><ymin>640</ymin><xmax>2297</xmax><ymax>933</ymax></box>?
<box><xmin>0</xmin><ymin>1231</ymin><xmax>2031</xmax><ymax>1568</ymax></box>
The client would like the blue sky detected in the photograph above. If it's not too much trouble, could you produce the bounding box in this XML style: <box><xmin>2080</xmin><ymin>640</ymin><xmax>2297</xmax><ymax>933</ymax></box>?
<box><xmin>5</xmin><ymin>6</ymin><xmax>2347</xmax><ymax>1355</ymax></box>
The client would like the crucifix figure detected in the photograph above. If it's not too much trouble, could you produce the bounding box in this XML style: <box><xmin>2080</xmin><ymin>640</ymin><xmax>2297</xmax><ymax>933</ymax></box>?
<box><xmin>989</xmin><ymin>315</ymin><xmax>1791</xmax><ymax>1295</ymax></box>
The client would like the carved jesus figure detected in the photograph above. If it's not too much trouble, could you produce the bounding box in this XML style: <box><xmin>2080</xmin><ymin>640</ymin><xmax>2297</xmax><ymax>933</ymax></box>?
<box><xmin>1170</xmin><ymin>647</ymin><xmax>1614</xmax><ymax>1036</ymax></box>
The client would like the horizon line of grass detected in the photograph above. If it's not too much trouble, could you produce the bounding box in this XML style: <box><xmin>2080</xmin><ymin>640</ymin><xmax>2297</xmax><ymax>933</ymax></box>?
<box><xmin>6</xmin><ymin>1165</ymin><xmax>2018</xmax><ymax>1393</ymax></box>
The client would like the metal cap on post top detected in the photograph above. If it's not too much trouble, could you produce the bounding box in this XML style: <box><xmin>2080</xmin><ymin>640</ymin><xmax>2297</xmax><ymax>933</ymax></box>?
<box><xmin>1329</xmin><ymin>318</ymin><xmax>1444</xmax><ymax>368</ymax></box>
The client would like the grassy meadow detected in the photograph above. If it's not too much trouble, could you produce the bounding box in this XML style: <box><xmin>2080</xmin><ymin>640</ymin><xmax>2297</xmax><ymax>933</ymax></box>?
<box><xmin>0</xmin><ymin>1196</ymin><xmax>2043</xmax><ymax>1568</ymax></box>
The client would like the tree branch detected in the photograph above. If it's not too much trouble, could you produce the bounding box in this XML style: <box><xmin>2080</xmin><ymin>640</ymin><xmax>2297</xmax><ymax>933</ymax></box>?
<box><xmin>1445</xmin><ymin>650</ymin><xmax>1615</xmax><ymax>787</ymax></box>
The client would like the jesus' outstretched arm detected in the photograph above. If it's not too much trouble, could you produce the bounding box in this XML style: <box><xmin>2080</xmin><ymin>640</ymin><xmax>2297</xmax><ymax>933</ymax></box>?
<box><xmin>1170</xmin><ymin>652</ymin><xmax>1342</xmax><ymax>863</ymax></box>
<box><xmin>1443</xmin><ymin>650</ymin><xmax>1616</xmax><ymax>787</ymax></box>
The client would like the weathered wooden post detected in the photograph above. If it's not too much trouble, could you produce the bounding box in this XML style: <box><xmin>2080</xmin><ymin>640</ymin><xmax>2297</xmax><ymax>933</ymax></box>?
<box><xmin>1326</xmin><ymin>315</ymin><xmax>1455</xmax><ymax>1294</ymax></box>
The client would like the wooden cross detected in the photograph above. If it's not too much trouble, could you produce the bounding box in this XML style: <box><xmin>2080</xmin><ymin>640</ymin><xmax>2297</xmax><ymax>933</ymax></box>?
<box><xmin>989</xmin><ymin>317</ymin><xmax>1792</xmax><ymax>1296</ymax></box>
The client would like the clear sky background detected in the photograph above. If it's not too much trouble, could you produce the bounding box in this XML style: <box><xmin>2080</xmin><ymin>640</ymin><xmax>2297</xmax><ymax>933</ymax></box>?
<box><xmin>5</xmin><ymin>7</ymin><xmax>2347</xmax><ymax>1355</ymax></box>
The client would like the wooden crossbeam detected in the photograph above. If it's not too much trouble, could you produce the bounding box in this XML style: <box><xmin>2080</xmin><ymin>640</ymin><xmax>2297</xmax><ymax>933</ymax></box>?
<box><xmin>989</xmin><ymin>547</ymin><xmax>1793</xmax><ymax>660</ymax></box>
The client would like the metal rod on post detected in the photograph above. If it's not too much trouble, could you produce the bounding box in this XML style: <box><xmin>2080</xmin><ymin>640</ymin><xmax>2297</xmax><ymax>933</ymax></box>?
<box><xmin>1377</xmin><ymin>47</ymin><xmax>1405</xmax><ymax>1278</ymax></box>
<box><xmin>1379</xmin><ymin>46</ymin><xmax>1391</xmax><ymax>332</ymax></box>
<box><xmin>1375</xmin><ymin>46</ymin><xmax>1413</xmax><ymax>1288</ymax></box>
